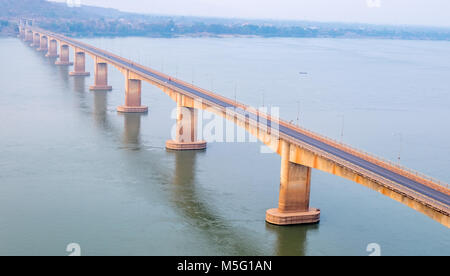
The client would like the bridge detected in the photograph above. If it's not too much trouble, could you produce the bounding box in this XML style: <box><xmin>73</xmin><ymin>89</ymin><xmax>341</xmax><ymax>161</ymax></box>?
<box><xmin>17</xmin><ymin>20</ymin><xmax>450</xmax><ymax>228</ymax></box>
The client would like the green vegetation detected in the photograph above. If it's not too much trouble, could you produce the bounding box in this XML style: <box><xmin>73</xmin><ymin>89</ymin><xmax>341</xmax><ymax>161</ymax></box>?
<box><xmin>1</xmin><ymin>0</ymin><xmax>450</xmax><ymax>40</ymax></box>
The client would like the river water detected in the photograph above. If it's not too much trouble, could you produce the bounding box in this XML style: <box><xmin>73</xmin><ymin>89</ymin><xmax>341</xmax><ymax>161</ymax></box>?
<box><xmin>0</xmin><ymin>36</ymin><xmax>449</xmax><ymax>255</ymax></box>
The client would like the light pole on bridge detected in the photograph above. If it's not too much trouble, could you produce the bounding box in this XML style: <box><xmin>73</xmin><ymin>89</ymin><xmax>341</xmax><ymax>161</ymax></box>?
<box><xmin>234</xmin><ymin>84</ymin><xmax>237</xmax><ymax>105</ymax></box>
<box><xmin>340</xmin><ymin>114</ymin><xmax>345</xmax><ymax>144</ymax></box>
<box><xmin>394</xmin><ymin>132</ymin><xmax>403</xmax><ymax>163</ymax></box>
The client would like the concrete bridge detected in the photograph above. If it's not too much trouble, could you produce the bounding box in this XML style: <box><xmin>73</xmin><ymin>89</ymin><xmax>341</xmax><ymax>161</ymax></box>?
<box><xmin>18</xmin><ymin>23</ymin><xmax>450</xmax><ymax>228</ymax></box>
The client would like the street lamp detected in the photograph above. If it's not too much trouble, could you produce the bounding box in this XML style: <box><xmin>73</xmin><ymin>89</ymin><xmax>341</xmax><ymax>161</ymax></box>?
<box><xmin>394</xmin><ymin>132</ymin><xmax>403</xmax><ymax>163</ymax></box>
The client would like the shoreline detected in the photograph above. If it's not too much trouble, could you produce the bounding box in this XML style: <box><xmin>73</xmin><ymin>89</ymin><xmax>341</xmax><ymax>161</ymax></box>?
<box><xmin>5</xmin><ymin>31</ymin><xmax>450</xmax><ymax>42</ymax></box>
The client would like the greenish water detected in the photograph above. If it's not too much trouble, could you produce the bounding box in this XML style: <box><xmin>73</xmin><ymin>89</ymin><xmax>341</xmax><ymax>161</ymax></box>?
<box><xmin>0</xmin><ymin>36</ymin><xmax>449</xmax><ymax>256</ymax></box>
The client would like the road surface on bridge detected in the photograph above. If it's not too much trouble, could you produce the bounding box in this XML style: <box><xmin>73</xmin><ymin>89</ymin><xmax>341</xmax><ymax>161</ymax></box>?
<box><xmin>31</xmin><ymin>28</ymin><xmax>450</xmax><ymax>216</ymax></box>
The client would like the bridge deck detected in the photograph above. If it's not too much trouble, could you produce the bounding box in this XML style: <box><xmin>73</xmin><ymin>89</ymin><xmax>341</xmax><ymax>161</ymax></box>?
<box><xmin>31</xmin><ymin>28</ymin><xmax>450</xmax><ymax>216</ymax></box>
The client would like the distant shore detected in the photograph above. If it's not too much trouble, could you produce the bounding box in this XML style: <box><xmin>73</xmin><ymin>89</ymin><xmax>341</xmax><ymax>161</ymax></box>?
<box><xmin>6</xmin><ymin>30</ymin><xmax>450</xmax><ymax>42</ymax></box>
<box><xmin>3</xmin><ymin>0</ymin><xmax>450</xmax><ymax>41</ymax></box>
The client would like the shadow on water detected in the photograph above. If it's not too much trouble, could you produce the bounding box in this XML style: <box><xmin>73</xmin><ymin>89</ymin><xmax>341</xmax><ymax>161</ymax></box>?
<box><xmin>57</xmin><ymin>65</ymin><xmax>70</xmax><ymax>83</ymax></box>
<box><xmin>121</xmin><ymin>113</ymin><xmax>142</xmax><ymax>150</ymax></box>
<box><xmin>72</xmin><ymin>76</ymin><xmax>91</xmax><ymax>112</ymax></box>
<box><xmin>266</xmin><ymin>222</ymin><xmax>319</xmax><ymax>256</ymax></box>
<box><xmin>111</xmin><ymin>111</ymin><xmax>260</xmax><ymax>254</ymax></box>
<box><xmin>73</xmin><ymin>76</ymin><xmax>85</xmax><ymax>94</ymax></box>
<box><xmin>166</xmin><ymin>148</ymin><xmax>320</xmax><ymax>255</ymax></box>
<box><xmin>92</xmin><ymin>90</ymin><xmax>116</xmax><ymax>133</ymax></box>
<box><xmin>167</xmin><ymin>150</ymin><xmax>263</xmax><ymax>255</ymax></box>
<box><xmin>114</xmin><ymin>112</ymin><xmax>264</xmax><ymax>254</ymax></box>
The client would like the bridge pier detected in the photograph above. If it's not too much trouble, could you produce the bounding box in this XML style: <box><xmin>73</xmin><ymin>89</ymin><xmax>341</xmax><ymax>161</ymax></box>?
<box><xmin>117</xmin><ymin>78</ymin><xmax>148</xmax><ymax>113</ymax></box>
<box><xmin>266</xmin><ymin>140</ymin><xmax>320</xmax><ymax>225</ymax></box>
<box><xmin>90</xmin><ymin>61</ymin><xmax>112</xmax><ymax>91</ymax></box>
<box><xmin>31</xmin><ymin>33</ymin><xmax>40</xmax><ymax>47</ymax></box>
<box><xmin>55</xmin><ymin>44</ymin><xmax>73</xmax><ymax>66</ymax></box>
<box><xmin>37</xmin><ymin>35</ymin><xmax>48</xmax><ymax>52</ymax></box>
<box><xmin>25</xmin><ymin>30</ymin><xmax>33</xmax><ymax>42</ymax></box>
<box><xmin>45</xmin><ymin>39</ymin><xmax>59</xmax><ymax>58</ymax></box>
<box><xmin>166</xmin><ymin>94</ymin><xmax>207</xmax><ymax>150</ymax></box>
<box><xmin>69</xmin><ymin>51</ymin><xmax>90</xmax><ymax>76</ymax></box>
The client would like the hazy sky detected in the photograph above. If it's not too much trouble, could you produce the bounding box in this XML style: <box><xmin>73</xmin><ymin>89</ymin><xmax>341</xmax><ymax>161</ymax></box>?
<box><xmin>52</xmin><ymin>0</ymin><xmax>450</xmax><ymax>27</ymax></box>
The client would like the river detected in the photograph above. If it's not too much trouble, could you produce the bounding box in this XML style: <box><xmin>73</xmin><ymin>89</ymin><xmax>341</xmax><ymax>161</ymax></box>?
<box><xmin>0</xmin><ymin>36</ymin><xmax>449</xmax><ymax>255</ymax></box>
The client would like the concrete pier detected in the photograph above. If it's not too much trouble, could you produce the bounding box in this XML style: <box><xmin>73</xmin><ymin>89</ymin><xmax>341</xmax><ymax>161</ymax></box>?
<box><xmin>266</xmin><ymin>140</ymin><xmax>320</xmax><ymax>225</ymax></box>
<box><xmin>55</xmin><ymin>44</ymin><xmax>73</xmax><ymax>66</ymax></box>
<box><xmin>37</xmin><ymin>35</ymin><xmax>48</xmax><ymax>52</ymax></box>
<box><xmin>31</xmin><ymin>33</ymin><xmax>40</xmax><ymax>47</ymax></box>
<box><xmin>89</xmin><ymin>61</ymin><xmax>112</xmax><ymax>91</ymax></box>
<box><xmin>117</xmin><ymin>78</ymin><xmax>148</xmax><ymax>113</ymax></box>
<box><xmin>45</xmin><ymin>39</ymin><xmax>59</xmax><ymax>58</ymax></box>
<box><xmin>69</xmin><ymin>51</ymin><xmax>90</xmax><ymax>76</ymax></box>
<box><xmin>25</xmin><ymin>30</ymin><xmax>33</xmax><ymax>42</ymax></box>
<box><xmin>166</xmin><ymin>94</ymin><xmax>207</xmax><ymax>150</ymax></box>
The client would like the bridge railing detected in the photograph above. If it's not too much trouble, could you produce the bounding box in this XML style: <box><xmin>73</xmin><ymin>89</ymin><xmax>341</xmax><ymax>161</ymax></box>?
<box><xmin>161</xmin><ymin>72</ymin><xmax>450</xmax><ymax>194</ymax></box>
<box><xmin>163</xmin><ymin>74</ymin><xmax>450</xmax><ymax>194</ymax></box>
<box><xmin>193</xmin><ymin>91</ymin><xmax>450</xmax><ymax>213</ymax></box>
<box><xmin>32</xmin><ymin>27</ymin><xmax>449</xmax><ymax>195</ymax></box>
<box><xmin>278</xmin><ymin>129</ymin><xmax>450</xmax><ymax>214</ymax></box>
<box><xmin>137</xmin><ymin>60</ymin><xmax>449</xmax><ymax>194</ymax></box>
<box><xmin>283</xmin><ymin>123</ymin><xmax>450</xmax><ymax>193</ymax></box>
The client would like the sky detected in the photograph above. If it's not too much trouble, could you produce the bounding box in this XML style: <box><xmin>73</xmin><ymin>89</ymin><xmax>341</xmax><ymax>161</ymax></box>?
<box><xmin>52</xmin><ymin>0</ymin><xmax>450</xmax><ymax>27</ymax></box>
